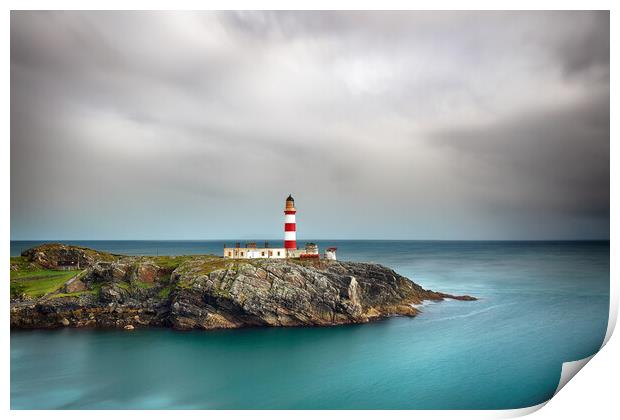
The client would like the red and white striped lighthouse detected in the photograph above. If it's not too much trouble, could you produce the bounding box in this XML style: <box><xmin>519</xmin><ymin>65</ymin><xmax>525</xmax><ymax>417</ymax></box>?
<box><xmin>284</xmin><ymin>194</ymin><xmax>297</xmax><ymax>251</ymax></box>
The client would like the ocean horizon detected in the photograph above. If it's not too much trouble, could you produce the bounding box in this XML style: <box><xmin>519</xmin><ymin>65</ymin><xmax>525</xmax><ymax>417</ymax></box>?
<box><xmin>10</xmin><ymin>239</ymin><xmax>610</xmax><ymax>257</ymax></box>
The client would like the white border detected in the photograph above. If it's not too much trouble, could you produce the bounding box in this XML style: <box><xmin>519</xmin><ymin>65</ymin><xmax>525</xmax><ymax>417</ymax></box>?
<box><xmin>3</xmin><ymin>1</ymin><xmax>616</xmax><ymax>419</ymax></box>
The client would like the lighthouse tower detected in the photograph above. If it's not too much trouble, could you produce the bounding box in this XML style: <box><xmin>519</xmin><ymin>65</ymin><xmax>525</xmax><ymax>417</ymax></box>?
<box><xmin>284</xmin><ymin>194</ymin><xmax>297</xmax><ymax>253</ymax></box>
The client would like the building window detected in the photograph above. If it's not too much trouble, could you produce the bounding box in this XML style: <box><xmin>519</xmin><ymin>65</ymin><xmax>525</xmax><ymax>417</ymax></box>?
<box><xmin>262</xmin><ymin>252</ymin><xmax>265</xmax><ymax>257</ymax></box>
<box><xmin>228</xmin><ymin>252</ymin><xmax>232</xmax><ymax>257</ymax></box>
<box><xmin>277</xmin><ymin>251</ymin><xmax>281</xmax><ymax>256</ymax></box>
<box><xmin>240</xmin><ymin>252</ymin><xmax>244</xmax><ymax>256</ymax></box>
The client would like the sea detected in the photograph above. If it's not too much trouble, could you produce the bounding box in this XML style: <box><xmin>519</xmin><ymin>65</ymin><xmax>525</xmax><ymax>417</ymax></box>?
<box><xmin>10</xmin><ymin>240</ymin><xmax>609</xmax><ymax>409</ymax></box>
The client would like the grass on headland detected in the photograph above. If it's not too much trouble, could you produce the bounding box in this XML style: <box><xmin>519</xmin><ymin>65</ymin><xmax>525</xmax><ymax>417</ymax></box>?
<box><xmin>10</xmin><ymin>269</ymin><xmax>82</xmax><ymax>298</ymax></box>
<box><xmin>49</xmin><ymin>289</ymin><xmax>98</xmax><ymax>299</ymax></box>
<box><xmin>10</xmin><ymin>256</ymin><xmax>38</xmax><ymax>271</ymax></box>
<box><xmin>132</xmin><ymin>280</ymin><xmax>154</xmax><ymax>289</ymax></box>
<box><xmin>157</xmin><ymin>285</ymin><xmax>173</xmax><ymax>299</ymax></box>
<box><xmin>48</xmin><ymin>283</ymin><xmax>102</xmax><ymax>299</ymax></box>
<box><xmin>152</xmin><ymin>255</ymin><xmax>197</xmax><ymax>271</ymax></box>
<box><xmin>10</xmin><ymin>253</ymin><xmax>233</xmax><ymax>299</ymax></box>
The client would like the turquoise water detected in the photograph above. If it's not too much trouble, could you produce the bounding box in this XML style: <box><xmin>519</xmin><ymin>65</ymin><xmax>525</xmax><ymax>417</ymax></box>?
<box><xmin>10</xmin><ymin>240</ymin><xmax>609</xmax><ymax>409</ymax></box>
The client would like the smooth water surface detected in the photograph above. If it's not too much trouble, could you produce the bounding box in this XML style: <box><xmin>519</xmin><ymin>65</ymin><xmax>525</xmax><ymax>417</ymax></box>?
<box><xmin>11</xmin><ymin>240</ymin><xmax>609</xmax><ymax>409</ymax></box>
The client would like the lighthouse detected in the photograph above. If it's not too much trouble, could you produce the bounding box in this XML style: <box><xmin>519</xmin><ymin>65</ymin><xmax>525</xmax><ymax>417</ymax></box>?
<box><xmin>284</xmin><ymin>194</ymin><xmax>297</xmax><ymax>252</ymax></box>
<box><xmin>223</xmin><ymin>194</ymin><xmax>335</xmax><ymax>260</ymax></box>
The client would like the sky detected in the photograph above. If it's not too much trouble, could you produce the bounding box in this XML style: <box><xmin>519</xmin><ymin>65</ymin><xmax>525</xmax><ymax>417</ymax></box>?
<box><xmin>10</xmin><ymin>11</ymin><xmax>609</xmax><ymax>240</ymax></box>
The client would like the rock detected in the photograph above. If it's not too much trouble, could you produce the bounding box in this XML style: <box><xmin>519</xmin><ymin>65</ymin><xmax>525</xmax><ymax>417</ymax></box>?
<box><xmin>124</xmin><ymin>324</ymin><xmax>134</xmax><ymax>330</ymax></box>
<box><xmin>20</xmin><ymin>243</ymin><xmax>115</xmax><ymax>269</ymax></box>
<box><xmin>79</xmin><ymin>260</ymin><xmax>164</xmax><ymax>290</ymax></box>
<box><xmin>10</xmin><ymin>245</ymin><xmax>477</xmax><ymax>331</ymax></box>
<box><xmin>99</xmin><ymin>284</ymin><xmax>126</xmax><ymax>303</ymax></box>
<box><xmin>135</xmin><ymin>263</ymin><xmax>159</xmax><ymax>284</ymax></box>
<box><xmin>86</xmin><ymin>261</ymin><xmax>130</xmax><ymax>284</ymax></box>
<box><xmin>64</xmin><ymin>277</ymin><xmax>87</xmax><ymax>293</ymax></box>
<box><xmin>452</xmin><ymin>295</ymin><xmax>477</xmax><ymax>301</ymax></box>
<box><xmin>166</xmin><ymin>259</ymin><xmax>476</xmax><ymax>330</ymax></box>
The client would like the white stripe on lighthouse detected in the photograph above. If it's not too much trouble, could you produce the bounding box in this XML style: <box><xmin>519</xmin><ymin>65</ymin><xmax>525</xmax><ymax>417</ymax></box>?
<box><xmin>284</xmin><ymin>231</ymin><xmax>296</xmax><ymax>241</ymax></box>
<box><xmin>285</xmin><ymin>214</ymin><xmax>296</xmax><ymax>223</ymax></box>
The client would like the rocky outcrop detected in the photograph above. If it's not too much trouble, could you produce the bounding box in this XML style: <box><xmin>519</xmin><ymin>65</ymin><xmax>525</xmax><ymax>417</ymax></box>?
<box><xmin>10</xmin><ymin>245</ymin><xmax>476</xmax><ymax>331</ymax></box>
<box><xmin>20</xmin><ymin>243</ymin><xmax>115</xmax><ymax>269</ymax></box>
<box><xmin>63</xmin><ymin>276</ymin><xmax>87</xmax><ymax>293</ymax></box>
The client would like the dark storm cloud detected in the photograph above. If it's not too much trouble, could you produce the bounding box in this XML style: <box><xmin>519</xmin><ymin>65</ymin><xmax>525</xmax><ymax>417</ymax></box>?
<box><xmin>553</xmin><ymin>12</ymin><xmax>610</xmax><ymax>77</ymax></box>
<box><xmin>10</xmin><ymin>11</ymin><xmax>609</xmax><ymax>239</ymax></box>
<box><xmin>430</xmin><ymin>91</ymin><xmax>609</xmax><ymax>220</ymax></box>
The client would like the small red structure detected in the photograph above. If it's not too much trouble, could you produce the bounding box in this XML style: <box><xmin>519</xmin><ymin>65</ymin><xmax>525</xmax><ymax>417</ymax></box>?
<box><xmin>299</xmin><ymin>254</ymin><xmax>320</xmax><ymax>259</ymax></box>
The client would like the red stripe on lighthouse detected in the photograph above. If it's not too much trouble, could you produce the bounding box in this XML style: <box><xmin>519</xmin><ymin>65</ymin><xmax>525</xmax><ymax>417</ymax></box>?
<box><xmin>284</xmin><ymin>240</ymin><xmax>297</xmax><ymax>249</ymax></box>
<box><xmin>285</xmin><ymin>223</ymin><xmax>296</xmax><ymax>231</ymax></box>
<box><xmin>284</xmin><ymin>210</ymin><xmax>297</xmax><ymax>215</ymax></box>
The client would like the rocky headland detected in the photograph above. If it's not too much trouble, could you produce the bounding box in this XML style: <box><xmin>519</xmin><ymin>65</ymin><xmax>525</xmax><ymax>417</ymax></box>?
<box><xmin>10</xmin><ymin>243</ymin><xmax>476</xmax><ymax>330</ymax></box>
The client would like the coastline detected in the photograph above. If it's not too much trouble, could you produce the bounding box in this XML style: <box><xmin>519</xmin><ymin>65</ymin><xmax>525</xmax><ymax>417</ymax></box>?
<box><xmin>10</xmin><ymin>243</ymin><xmax>476</xmax><ymax>331</ymax></box>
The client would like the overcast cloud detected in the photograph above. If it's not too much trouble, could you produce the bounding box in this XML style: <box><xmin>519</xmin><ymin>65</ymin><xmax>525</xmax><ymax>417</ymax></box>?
<box><xmin>10</xmin><ymin>11</ymin><xmax>609</xmax><ymax>240</ymax></box>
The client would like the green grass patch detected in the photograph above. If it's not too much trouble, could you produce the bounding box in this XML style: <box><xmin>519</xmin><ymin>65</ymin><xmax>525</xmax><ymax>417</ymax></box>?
<box><xmin>10</xmin><ymin>270</ymin><xmax>82</xmax><ymax>298</ymax></box>
<box><xmin>10</xmin><ymin>256</ymin><xmax>38</xmax><ymax>271</ymax></box>
<box><xmin>174</xmin><ymin>257</ymin><xmax>232</xmax><ymax>288</ymax></box>
<box><xmin>132</xmin><ymin>280</ymin><xmax>154</xmax><ymax>289</ymax></box>
<box><xmin>196</xmin><ymin>258</ymin><xmax>232</xmax><ymax>274</ymax></box>
<box><xmin>157</xmin><ymin>285</ymin><xmax>173</xmax><ymax>299</ymax></box>
<box><xmin>49</xmin><ymin>290</ymin><xmax>98</xmax><ymax>299</ymax></box>
<box><xmin>48</xmin><ymin>283</ymin><xmax>101</xmax><ymax>299</ymax></box>
<box><xmin>152</xmin><ymin>255</ymin><xmax>194</xmax><ymax>270</ymax></box>
<box><xmin>10</xmin><ymin>269</ymin><xmax>63</xmax><ymax>280</ymax></box>
<box><xmin>116</xmin><ymin>282</ymin><xmax>131</xmax><ymax>291</ymax></box>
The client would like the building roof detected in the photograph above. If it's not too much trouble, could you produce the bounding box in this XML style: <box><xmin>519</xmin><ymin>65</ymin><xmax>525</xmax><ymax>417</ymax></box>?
<box><xmin>286</xmin><ymin>194</ymin><xmax>294</xmax><ymax>202</ymax></box>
